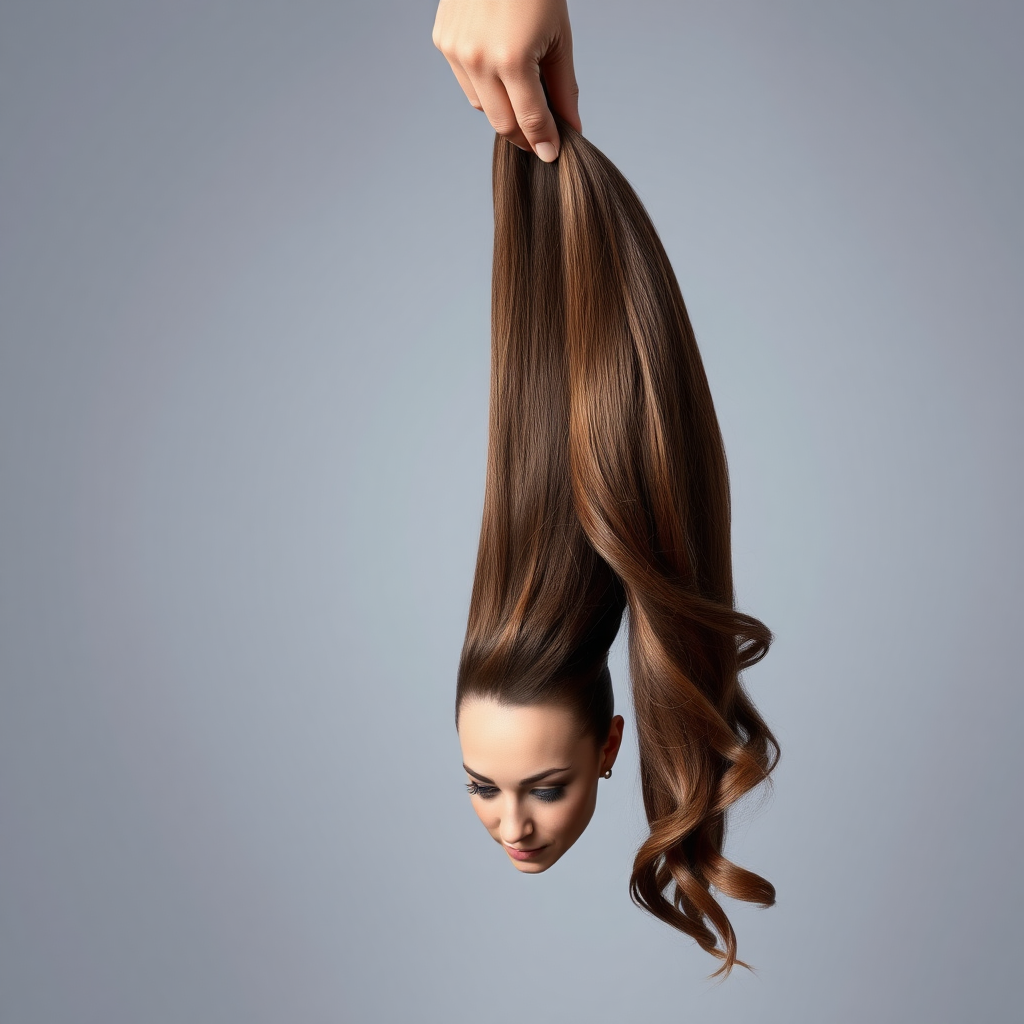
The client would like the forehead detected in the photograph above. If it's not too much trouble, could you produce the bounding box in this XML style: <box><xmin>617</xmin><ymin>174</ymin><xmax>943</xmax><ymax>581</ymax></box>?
<box><xmin>458</xmin><ymin>698</ymin><xmax>585</xmax><ymax>776</ymax></box>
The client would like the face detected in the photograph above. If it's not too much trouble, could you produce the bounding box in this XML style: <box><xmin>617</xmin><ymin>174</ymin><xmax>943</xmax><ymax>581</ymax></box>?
<box><xmin>457</xmin><ymin>697</ymin><xmax>624</xmax><ymax>873</ymax></box>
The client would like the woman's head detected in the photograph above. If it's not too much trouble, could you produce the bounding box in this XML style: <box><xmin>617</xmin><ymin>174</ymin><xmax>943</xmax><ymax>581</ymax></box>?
<box><xmin>456</xmin><ymin>695</ymin><xmax>623</xmax><ymax>872</ymax></box>
<box><xmin>455</xmin><ymin>663</ymin><xmax>621</xmax><ymax>871</ymax></box>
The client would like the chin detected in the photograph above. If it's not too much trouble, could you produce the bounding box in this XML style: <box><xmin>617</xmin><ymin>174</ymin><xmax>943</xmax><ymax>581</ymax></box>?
<box><xmin>509</xmin><ymin>857</ymin><xmax>552</xmax><ymax>874</ymax></box>
<box><xmin>504</xmin><ymin>845</ymin><xmax>566</xmax><ymax>873</ymax></box>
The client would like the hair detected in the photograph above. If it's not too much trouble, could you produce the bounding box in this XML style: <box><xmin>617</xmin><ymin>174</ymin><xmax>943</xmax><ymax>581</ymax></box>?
<box><xmin>455</xmin><ymin>116</ymin><xmax>779</xmax><ymax>977</ymax></box>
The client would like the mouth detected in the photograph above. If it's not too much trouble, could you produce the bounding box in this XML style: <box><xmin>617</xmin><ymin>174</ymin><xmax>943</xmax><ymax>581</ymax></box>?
<box><xmin>504</xmin><ymin>844</ymin><xmax>548</xmax><ymax>861</ymax></box>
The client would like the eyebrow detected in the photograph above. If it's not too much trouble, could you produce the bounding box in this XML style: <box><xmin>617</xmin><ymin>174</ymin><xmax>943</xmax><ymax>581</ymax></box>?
<box><xmin>463</xmin><ymin>764</ymin><xmax>572</xmax><ymax>786</ymax></box>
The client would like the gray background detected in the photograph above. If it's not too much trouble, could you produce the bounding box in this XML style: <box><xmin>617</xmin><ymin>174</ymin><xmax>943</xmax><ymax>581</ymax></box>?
<box><xmin>2</xmin><ymin>1</ymin><xmax>1021</xmax><ymax>1021</ymax></box>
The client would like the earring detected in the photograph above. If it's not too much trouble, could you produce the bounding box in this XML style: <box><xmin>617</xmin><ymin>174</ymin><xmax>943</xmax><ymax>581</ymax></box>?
<box><xmin>602</xmin><ymin>768</ymin><xmax>612</xmax><ymax>779</ymax></box>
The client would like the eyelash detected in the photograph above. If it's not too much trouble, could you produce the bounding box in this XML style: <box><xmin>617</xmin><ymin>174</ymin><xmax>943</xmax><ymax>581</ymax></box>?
<box><xmin>465</xmin><ymin>782</ymin><xmax>566</xmax><ymax>803</ymax></box>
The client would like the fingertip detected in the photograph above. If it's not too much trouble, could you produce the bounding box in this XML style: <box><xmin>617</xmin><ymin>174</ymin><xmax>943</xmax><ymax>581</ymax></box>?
<box><xmin>535</xmin><ymin>141</ymin><xmax>558</xmax><ymax>163</ymax></box>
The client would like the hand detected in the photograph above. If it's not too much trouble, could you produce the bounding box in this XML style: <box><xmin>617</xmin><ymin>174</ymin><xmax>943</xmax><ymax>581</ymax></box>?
<box><xmin>432</xmin><ymin>0</ymin><xmax>581</xmax><ymax>161</ymax></box>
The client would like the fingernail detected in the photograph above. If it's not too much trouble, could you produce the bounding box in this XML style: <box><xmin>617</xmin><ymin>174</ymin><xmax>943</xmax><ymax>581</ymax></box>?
<box><xmin>535</xmin><ymin>141</ymin><xmax>558</xmax><ymax>163</ymax></box>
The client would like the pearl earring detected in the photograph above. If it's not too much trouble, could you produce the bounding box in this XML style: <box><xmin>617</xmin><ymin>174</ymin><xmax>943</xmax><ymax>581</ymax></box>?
<box><xmin>602</xmin><ymin>768</ymin><xmax>612</xmax><ymax>779</ymax></box>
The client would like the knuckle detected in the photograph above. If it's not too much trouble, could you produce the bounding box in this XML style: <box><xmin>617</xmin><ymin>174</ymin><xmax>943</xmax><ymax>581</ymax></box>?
<box><xmin>433</xmin><ymin>28</ymin><xmax>454</xmax><ymax>55</ymax></box>
<box><xmin>458</xmin><ymin>47</ymin><xmax>487</xmax><ymax>73</ymax></box>
<box><xmin>517</xmin><ymin>109</ymin><xmax>551</xmax><ymax>136</ymax></box>
<box><xmin>489</xmin><ymin>114</ymin><xmax>518</xmax><ymax>137</ymax></box>
<box><xmin>491</xmin><ymin>49</ymin><xmax>521</xmax><ymax>75</ymax></box>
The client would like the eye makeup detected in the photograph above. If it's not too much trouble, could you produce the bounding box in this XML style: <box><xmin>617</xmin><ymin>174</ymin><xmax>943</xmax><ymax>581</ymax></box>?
<box><xmin>531</xmin><ymin>786</ymin><xmax>566</xmax><ymax>803</ymax></box>
<box><xmin>465</xmin><ymin>781</ymin><xmax>567</xmax><ymax>802</ymax></box>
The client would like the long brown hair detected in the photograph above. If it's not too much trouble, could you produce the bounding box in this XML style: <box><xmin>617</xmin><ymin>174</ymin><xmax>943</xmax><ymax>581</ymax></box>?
<box><xmin>456</xmin><ymin>117</ymin><xmax>779</xmax><ymax>976</ymax></box>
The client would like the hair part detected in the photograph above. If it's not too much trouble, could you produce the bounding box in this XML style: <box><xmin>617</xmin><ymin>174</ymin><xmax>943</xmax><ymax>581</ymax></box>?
<box><xmin>457</xmin><ymin>117</ymin><xmax>779</xmax><ymax>977</ymax></box>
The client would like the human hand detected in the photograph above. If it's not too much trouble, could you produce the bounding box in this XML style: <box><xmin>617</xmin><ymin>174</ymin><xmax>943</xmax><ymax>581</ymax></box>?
<box><xmin>432</xmin><ymin>0</ymin><xmax>581</xmax><ymax>161</ymax></box>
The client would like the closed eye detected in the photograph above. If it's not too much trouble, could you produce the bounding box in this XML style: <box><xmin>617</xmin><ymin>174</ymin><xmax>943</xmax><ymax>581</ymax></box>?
<box><xmin>531</xmin><ymin>787</ymin><xmax>565</xmax><ymax>803</ymax></box>
<box><xmin>465</xmin><ymin>782</ymin><xmax>567</xmax><ymax>802</ymax></box>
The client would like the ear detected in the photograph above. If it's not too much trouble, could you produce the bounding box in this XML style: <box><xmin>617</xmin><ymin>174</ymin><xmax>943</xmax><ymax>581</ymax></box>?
<box><xmin>600</xmin><ymin>715</ymin><xmax>625</xmax><ymax>773</ymax></box>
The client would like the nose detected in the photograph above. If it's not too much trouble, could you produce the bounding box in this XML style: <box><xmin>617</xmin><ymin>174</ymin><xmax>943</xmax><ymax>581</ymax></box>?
<box><xmin>498</xmin><ymin>796</ymin><xmax>534</xmax><ymax>846</ymax></box>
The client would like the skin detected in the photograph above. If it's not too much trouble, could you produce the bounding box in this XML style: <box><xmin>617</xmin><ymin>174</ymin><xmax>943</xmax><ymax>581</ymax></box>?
<box><xmin>457</xmin><ymin>696</ymin><xmax>624</xmax><ymax>873</ymax></box>
<box><xmin>432</xmin><ymin>0</ymin><xmax>581</xmax><ymax>161</ymax></box>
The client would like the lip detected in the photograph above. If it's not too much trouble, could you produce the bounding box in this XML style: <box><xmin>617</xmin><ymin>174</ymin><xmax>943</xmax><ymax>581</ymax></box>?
<box><xmin>505</xmin><ymin>844</ymin><xmax>548</xmax><ymax>861</ymax></box>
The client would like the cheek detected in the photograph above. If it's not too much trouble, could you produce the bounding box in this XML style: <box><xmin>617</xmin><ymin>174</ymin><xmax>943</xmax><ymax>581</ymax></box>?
<box><xmin>545</xmin><ymin>787</ymin><xmax>597</xmax><ymax>840</ymax></box>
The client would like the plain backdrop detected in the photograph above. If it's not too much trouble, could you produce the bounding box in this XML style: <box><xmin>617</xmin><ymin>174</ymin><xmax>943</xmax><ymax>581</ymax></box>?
<box><xmin>2</xmin><ymin>1</ymin><xmax>1021</xmax><ymax>1021</ymax></box>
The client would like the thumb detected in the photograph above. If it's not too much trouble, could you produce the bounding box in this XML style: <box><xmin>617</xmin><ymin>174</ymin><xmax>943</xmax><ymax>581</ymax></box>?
<box><xmin>540</xmin><ymin>47</ymin><xmax>581</xmax><ymax>134</ymax></box>
<box><xmin>503</xmin><ymin>71</ymin><xmax>561</xmax><ymax>162</ymax></box>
